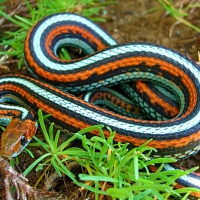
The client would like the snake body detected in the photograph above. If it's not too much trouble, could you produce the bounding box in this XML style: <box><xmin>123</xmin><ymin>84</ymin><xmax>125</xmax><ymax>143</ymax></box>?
<box><xmin>0</xmin><ymin>13</ymin><xmax>200</xmax><ymax>198</ymax></box>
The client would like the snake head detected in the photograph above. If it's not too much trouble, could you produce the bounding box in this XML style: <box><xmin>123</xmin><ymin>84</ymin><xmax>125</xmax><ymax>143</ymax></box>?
<box><xmin>0</xmin><ymin>118</ymin><xmax>37</xmax><ymax>158</ymax></box>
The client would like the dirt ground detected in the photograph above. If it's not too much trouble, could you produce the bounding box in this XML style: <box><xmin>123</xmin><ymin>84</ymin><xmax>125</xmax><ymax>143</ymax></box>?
<box><xmin>0</xmin><ymin>0</ymin><xmax>200</xmax><ymax>199</ymax></box>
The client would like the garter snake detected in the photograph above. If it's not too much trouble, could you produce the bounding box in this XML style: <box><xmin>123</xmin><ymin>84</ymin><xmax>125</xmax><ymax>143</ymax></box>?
<box><xmin>0</xmin><ymin>13</ymin><xmax>200</xmax><ymax>198</ymax></box>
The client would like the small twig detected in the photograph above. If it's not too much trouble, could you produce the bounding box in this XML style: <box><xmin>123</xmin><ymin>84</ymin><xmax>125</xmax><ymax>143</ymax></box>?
<box><xmin>0</xmin><ymin>51</ymin><xmax>11</xmax><ymax>64</ymax></box>
<box><xmin>0</xmin><ymin>0</ymin><xmax>37</xmax><ymax>26</ymax></box>
<box><xmin>1</xmin><ymin>24</ymin><xmax>20</xmax><ymax>29</ymax></box>
<box><xmin>197</xmin><ymin>51</ymin><xmax>200</xmax><ymax>65</ymax></box>
<box><xmin>169</xmin><ymin>21</ymin><xmax>180</xmax><ymax>37</ymax></box>
<box><xmin>181</xmin><ymin>37</ymin><xmax>199</xmax><ymax>43</ymax></box>
<box><xmin>188</xmin><ymin>0</ymin><xmax>200</xmax><ymax>13</ymax></box>
<box><xmin>0</xmin><ymin>156</ymin><xmax>58</xmax><ymax>200</ymax></box>
<box><xmin>0</xmin><ymin>59</ymin><xmax>19</xmax><ymax>65</ymax></box>
<box><xmin>0</xmin><ymin>65</ymin><xmax>11</xmax><ymax>74</ymax></box>
<box><xmin>0</xmin><ymin>3</ymin><xmax>25</xmax><ymax>26</ymax></box>
<box><xmin>43</xmin><ymin>171</ymin><xmax>61</xmax><ymax>191</ymax></box>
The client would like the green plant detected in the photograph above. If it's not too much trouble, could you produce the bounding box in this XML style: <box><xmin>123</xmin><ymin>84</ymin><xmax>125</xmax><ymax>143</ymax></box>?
<box><xmin>158</xmin><ymin>0</ymin><xmax>200</xmax><ymax>35</ymax></box>
<box><xmin>24</xmin><ymin>109</ymin><xmax>108</xmax><ymax>195</ymax></box>
<box><xmin>24</xmin><ymin>109</ymin><xmax>200</xmax><ymax>200</ymax></box>
<box><xmin>0</xmin><ymin>0</ymin><xmax>114</xmax><ymax>68</ymax></box>
<box><xmin>76</xmin><ymin>129</ymin><xmax>200</xmax><ymax>200</ymax></box>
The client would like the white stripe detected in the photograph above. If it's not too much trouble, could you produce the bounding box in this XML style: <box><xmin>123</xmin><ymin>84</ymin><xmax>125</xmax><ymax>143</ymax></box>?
<box><xmin>32</xmin><ymin>13</ymin><xmax>116</xmax><ymax>70</ymax></box>
<box><xmin>33</xmin><ymin>18</ymin><xmax>200</xmax><ymax>85</ymax></box>
<box><xmin>163</xmin><ymin>164</ymin><xmax>200</xmax><ymax>188</ymax></box>
<box><xmin>31</xmin><ymin>14</ymin><xmax>200</xmax><ymax>91</ymax></box>
<box><xmin>0</xmin><ymin>104</ymin><xmax>29</xmax><ymax>120</ymax></box>
<box><xmin>1</xmin><ymin>77</ymin><xmax>199</xmax><ymax>135</ymax></box>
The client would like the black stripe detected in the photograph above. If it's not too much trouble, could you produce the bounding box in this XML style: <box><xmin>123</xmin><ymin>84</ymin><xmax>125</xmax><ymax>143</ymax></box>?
<box><xmin>128</xmin><ymin>81</ymin><xmax>179</xmax><ymax>119</ymax></box>
<box><xmin>144</xmin><ymin>82</ymin><xmax>178</xmax><ymax>107</ymax></box>
<box><xmin>1</xmin><ymin>75</ymin><xmax>199</xmax><ymax>141</ymax></box>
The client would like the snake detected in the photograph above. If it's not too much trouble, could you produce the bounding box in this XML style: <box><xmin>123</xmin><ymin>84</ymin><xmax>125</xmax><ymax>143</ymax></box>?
<box><xmin>0</xmin><ymin>13</ymin><xmax>200</xmax><ymax>198</ymax></box>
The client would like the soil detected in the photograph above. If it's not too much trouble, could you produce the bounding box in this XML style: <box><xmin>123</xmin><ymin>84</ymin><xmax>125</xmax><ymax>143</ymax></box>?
<box><xmin>0</xmin><ymin>0</ymin><xmax>200</xmax><ymax>199</ymax></box>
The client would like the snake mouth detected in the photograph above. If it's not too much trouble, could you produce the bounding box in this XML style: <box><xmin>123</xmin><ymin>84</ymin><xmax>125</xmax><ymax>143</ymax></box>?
<box><xmin>0</xmin><ymin>118</ymin><xmax>37</xmax><ymax>158</ymax></box>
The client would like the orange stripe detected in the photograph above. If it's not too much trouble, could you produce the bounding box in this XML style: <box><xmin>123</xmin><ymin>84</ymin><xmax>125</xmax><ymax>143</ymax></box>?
<box><xmin>21</xmin><ymin>55</ymin><xmax>197</xmax><ymax>123</ymax></box>
<box><xmin>135</xmin><ymin>81</ymin><xmax>179</xmax><ymax>117</ymax></box>
<box><xmin>22</xmin><ymin>53</ymin><xmax>197</xmax><ymax>106</ymax></box>
<box><xmin>149</xmin><ymin>165</ymin><xmax>200</xmax><ymax>198</ymax></box>
<box><xmin>24</xmin><ymin>25</ymin><xmax>107</xmax><ymax>66</ymax></box>
<box><xmin>0</xmin><ymin>80</ymin><xmax>199</xmax><ymax>150</ymax></box>
<box><xmin>174</xmin><ymin>184</ymin><xmax>200</xmax><ymax>198</ymax></box>
<box><xmin>0</xmin><ymin>110</ymin><xmax>21</xmax><ymax>117</ymax></box>
<box><xmin>91</xmin><ymin>91</ymin><xmax>139</xmax><ymax>115</ymax></box>
<box><xmin>45</xmin><ymin>25</ymin><xmax>107</xmax><ymax>61</ymax></box>
<box><xmin>0</xmin><ymin>84</ymin><xmax>90</xmax><ymax>132</ymax></box>
<box><xmin>114</xmin><ymin>130</ymin><xmax>200</xmax><ymax>149</ymax></box>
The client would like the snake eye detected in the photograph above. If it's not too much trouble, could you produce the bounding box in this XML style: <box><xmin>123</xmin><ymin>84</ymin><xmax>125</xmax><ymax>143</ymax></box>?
<box><xmin>20</xmin><ymin>136</ymin><xmax>27</xmax><ymax>146</ymax></box>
